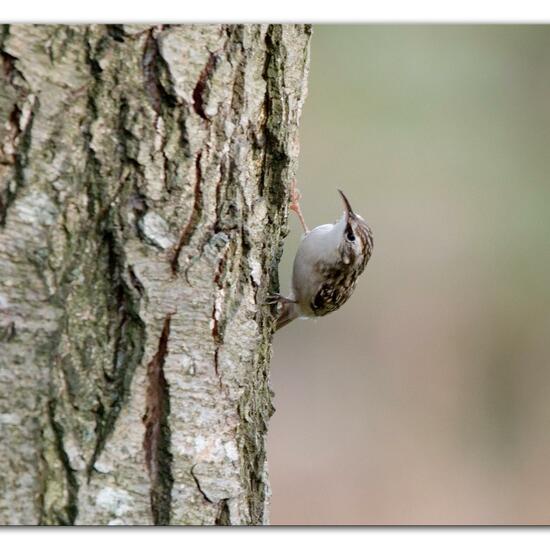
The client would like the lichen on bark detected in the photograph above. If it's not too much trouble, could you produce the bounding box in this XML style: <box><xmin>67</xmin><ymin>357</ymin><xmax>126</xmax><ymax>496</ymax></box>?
<box><xmin>0</xmin><ymin>23</ymin><xmax>310</xmax><ymax>525</ymax></box>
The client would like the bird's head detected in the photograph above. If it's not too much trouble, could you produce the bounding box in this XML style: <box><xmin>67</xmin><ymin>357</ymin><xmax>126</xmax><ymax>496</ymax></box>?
<box><xmin>337</xmin><ymin>189</ymin><xmax>374</xmax><ymax>267</ymax></box>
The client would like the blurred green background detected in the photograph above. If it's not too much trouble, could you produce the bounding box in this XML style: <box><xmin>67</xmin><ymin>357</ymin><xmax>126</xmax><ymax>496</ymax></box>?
<box><xmin>267</xmin><ymin>25</ymin><xmax>550</xmax><ymax>525</ymax></box>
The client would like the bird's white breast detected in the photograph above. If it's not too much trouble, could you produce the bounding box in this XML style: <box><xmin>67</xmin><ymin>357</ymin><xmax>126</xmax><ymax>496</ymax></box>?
<box><xmin>291</xmin><ymin>218</ymin><xmax>346</xmax><ymax>312</ymax></box>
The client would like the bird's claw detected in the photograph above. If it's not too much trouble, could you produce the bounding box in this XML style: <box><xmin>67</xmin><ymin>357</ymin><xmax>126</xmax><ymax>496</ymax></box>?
<box><xmin>264</xmin><ymin>293</ymin><xmax>296</xmax><ymax>306</ymax></box>
<box><xmin>289</xmin><ymin>180</ymin><xmax>302</xmax><ymax>211</ymax></box>
<box><xmin>264</xmin><ymin>293</ymin><xmax>284</xmax><ymax>306</ymax></box>
<box><xmin>289</xmin><ymin>179</ymin><xmax>309</xmax><ymax>233</ymax></box>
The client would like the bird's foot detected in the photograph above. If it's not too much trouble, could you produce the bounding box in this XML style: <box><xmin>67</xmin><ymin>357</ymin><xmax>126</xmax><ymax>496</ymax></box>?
<box><xmin>264</xmin><ymin>293</ymin><xmax>297</xmax><ymax>306</ymax></box>
<box><xmin>289</xmin><ymin>179</ymin><xmax>309</xmax><ymax>234</ymax></box>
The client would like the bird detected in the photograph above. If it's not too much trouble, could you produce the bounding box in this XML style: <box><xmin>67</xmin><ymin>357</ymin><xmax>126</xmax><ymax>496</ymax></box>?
<box><xmin>269</xmin><ymin>182</ymin><xmax>374</xmax><ymax>331</ymax></box>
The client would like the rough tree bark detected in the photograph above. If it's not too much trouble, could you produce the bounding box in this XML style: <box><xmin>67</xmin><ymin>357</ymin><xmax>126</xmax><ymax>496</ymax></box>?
<box><xmin>0</xmin><ymin>24</ymin><xmax>310</xmax><ymax>525</ymax></box>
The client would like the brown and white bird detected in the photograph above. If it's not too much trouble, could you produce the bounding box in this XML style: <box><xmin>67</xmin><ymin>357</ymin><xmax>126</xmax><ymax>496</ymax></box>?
<box><xmin>270</xmin><ymin>184</ymin><xmax>374</xmax><ymax>331</ymax></box>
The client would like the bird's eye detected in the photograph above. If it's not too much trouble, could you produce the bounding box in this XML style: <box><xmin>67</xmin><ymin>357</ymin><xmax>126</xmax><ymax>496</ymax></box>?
<box><xmin>346</xmin><ymin>228</ymin><xmax>355</xmax><ymax>242</ymax></box>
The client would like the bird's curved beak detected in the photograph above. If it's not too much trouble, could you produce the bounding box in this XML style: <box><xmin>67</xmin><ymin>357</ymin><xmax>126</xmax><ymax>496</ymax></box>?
<box><xmin>338</xmin><ymin>189</ymin><xmax>355</xmax><ymax>221</ymax></box>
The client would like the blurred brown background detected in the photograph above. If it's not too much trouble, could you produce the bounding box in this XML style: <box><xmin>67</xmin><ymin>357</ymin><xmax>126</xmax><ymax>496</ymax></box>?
<box><xmin>267</xmin><ymin>25</ymin><xmax>550</xmax><ymax>525</ymax></box>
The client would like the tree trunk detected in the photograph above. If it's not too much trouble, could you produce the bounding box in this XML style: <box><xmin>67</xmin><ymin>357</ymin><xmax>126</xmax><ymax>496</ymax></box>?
<box><xmin>0</xmin><ymin>24</ymin><xmax>310</xmax><ymax>525</ymax></box>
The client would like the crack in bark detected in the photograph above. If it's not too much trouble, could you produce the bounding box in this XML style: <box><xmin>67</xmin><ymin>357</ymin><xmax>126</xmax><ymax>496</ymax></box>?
<box><xmin>170</xmin><ymin>151</ymin><xmax>204</xmax><ymax>275</ymax></box>
<box><xmin>77</xmin><ymin>35</ymin><xmax>148</xmax><ymax>479</ymax></box>
<box><xmin>181</xmin><ymin>159</ymin><xmax>230</xmax><ymax>283</ymax></box>
<box><xmin>128</xmin><ymin>264</ymin><xmax>145</xmax><ymax>298</ymax></box>
<box><xmin>192</xmin><ymin>52</ymin><xmax>218</xmax><ymax>121</ymax></box>
<box><xmin>142</xmin><ymin>29</ymin><xmax>176</xmax><ymax>116</ymax></box>
<box><xmin>143</xmin><ymin>314</ymin><xmax>174</xmax><ymax>525</ymax></box>
<box><xmin>259</xmin><ymin>25</ymin><xmax>289</xmax><ymax>217</ymax></box>
<box><xmin>213</xmin><ymin>157</ymin><xmax>227</xmax><ymax>232</ymax></box>
<box><xmin>211</xmin><ymin>252</ymin><xmax>226</xmax><ymax>379</ymax></box>
<box><xmin>257</xmin><ymin>28</ymin><xmax>274</xmax><ymax>199</ymax></box>
<box><xmin>47</xmin><ymin>400</ymin><xmax>79</xmax><ymax>525</ymax></box>
<box><xmin>211</xmin><ymin>238</ymin><xmax>238</xmax><ymax>383</ymax></box>
<box><xmin>190</xmin><ymin>466</ymin><xmax>231</xmax><ymax>525</ymax></box>
<box><xmin>190</xmin><ymin>464</ymin><xmax>213</xmax><ymax>504</ymax></box>
<box><xmin>85</xmin><ymin>211</ymin><xmax>147</xmax><ymax>480</ymax></box>
<box><xmin>215</xmin><ymin>499</ymin><xmax>230</xmax><ymax>525</ymax></box>
<box><xmin>192</xmin><ymin>26</ymin><xmax>234</xmax><ymax>122</ymax></box>
<box><xmin>106</xmin><ymin>25</ymin><xmax>126</xmax><ymax>43</ymax></box>
<box><xmin>142</xmin><ymin>31</ymin><xmax>163</xmax><ymax>116</ymax></box>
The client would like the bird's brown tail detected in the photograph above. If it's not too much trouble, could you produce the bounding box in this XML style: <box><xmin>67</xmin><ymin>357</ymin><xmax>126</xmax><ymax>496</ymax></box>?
<box><xmin>276</xmin><ymin>301</ymin><xmax>300</xmax><ymax>331</ymax></box>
